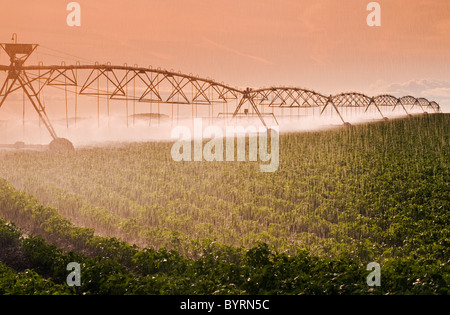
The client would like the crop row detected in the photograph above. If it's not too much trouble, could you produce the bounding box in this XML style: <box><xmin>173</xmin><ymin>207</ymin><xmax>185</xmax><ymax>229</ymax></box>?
<box><xmin>0</xmin><ymin>209</ymin><xmax>448</xmax><ymax>295</ymax></box>
<box><xmin>0</xmin><ymin>115</ymin><xmax>448</xmax><ymax>262</ymax></box>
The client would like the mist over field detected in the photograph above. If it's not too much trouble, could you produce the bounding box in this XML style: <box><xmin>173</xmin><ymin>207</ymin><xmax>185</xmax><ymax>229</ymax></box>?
<box><xmin>0</xmin><ymin>105</ymin><xmax>428</xmax><ymax>147</ymax></box>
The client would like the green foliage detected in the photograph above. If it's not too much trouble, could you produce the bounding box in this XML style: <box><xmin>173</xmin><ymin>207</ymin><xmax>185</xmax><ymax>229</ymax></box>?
<box><xmin>0</xmin><ymin>263</ymin><xmax>70</xmax><ymax>295</ymax></box>
<box><xmin>0</xmin><ymin>114</ymin><xmax>448</xmax><ymax>295</ymax></box>
<box><xmin>1</xmin><ymin>115</ymin><xmax>448</xmax><ymax>260</ymax></box>
<box><xmin>0</xmin><ymin>209</ymin><xmax>448</xmax><ymax>295</ymax></box>
<box><xmin>0</xmin><ymin>218</ymin><xmax>21</xmax><ymax>248</ymax></box>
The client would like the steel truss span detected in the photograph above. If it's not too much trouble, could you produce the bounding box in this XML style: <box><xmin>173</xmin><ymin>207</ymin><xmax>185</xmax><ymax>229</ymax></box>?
<box><xmin>0</xmin><ymin>40</ymin><xmax>441</xmax><ymax>145</ymax></box>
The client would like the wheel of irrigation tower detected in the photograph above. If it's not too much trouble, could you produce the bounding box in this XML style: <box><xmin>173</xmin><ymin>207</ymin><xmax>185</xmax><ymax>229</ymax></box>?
<box><xmin>49</xmin><ymin>138</ymin><xmax>74</xmax><ymax>152</ymax></box>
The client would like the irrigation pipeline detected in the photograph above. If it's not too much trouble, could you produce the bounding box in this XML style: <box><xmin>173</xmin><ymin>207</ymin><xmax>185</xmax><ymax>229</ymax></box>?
<box><xmin>0</xmin><ymin>39</ymin><xmax>442</xmax><ymax>149</ymax></box>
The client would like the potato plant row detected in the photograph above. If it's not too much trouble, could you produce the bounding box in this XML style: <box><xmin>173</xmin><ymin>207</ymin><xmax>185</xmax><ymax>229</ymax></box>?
<box><xmin>0</xmin><ymin>210</ymin><xmax>448</xmax><ymax>295</ymax></box>
<box><xmin>0</xmin><ymin>114</ymin><xmax>447</xmax><ymax>264</ymax></box>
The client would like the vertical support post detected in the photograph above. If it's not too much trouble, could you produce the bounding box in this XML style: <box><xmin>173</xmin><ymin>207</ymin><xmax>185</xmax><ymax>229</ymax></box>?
<box><xmin>63</xmin><ymin>62</ymin><xmax>68</xmax><ymax>128</ymax></box>
<box><xmin>124</xmin><ymin>64</ymin><xmax>129</xmax><ymax>127</ymax></box>
<box><xmin>321</xmin><ymin>95</ymin><xmax>349</xmax><ymax>126</ymax></box>
<box><xmin>394</xmin><ymin>100</ymin><xmax>410</xmax><ymax>116</ymax></box>
<box><xmin>106</xmin><ymin>68</ymin><xmax>110</xmax><ymax>127</ymax></box>
<box><xmin>133</xmin><ymin>66</ymin><xmax>137</xmax><ymax>126</ymax></box>
<box><xmin>416</xmin><ymin>100</ymin><xmax>426</xmax><ymax>113</ymax></box>
<box><xmin>75</xmin><ymin>62</ymin><xmax>79</xmax><ymax>127</ymax></box>
<box><xmin>97</xmin><ymin>68</ymin><xmax>100</xmax><ymax>128</ymax></box>
<box><xmin>365</xmin><ymin>98</ymin><xmax>387</xmax><ymax>120</ymax></box>
<box><xmin>17</xmin><ymin>73</ymin><xmax>58</xmax><ymax>140</ymax></box>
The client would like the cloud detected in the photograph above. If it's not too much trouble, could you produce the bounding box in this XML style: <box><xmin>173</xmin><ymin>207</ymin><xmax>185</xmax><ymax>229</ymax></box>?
<box><xmin>422</xmin><ymin>87</ymin><xmax>450</xmax><ymax>99</ymax></box>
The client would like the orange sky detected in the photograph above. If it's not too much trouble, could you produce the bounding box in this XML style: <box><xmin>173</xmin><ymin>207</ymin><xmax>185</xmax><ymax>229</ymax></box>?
<box><xmin>1</xmin><ymin>0</ymin><xmax>450</xmax><ymax>108</ymax></box>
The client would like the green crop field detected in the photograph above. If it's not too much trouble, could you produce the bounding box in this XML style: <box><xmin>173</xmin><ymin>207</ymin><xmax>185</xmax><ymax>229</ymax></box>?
<box><xmin>0</xmin><ymin>114</ymin><xmax>448</xmax><ymax>295</ymax></box>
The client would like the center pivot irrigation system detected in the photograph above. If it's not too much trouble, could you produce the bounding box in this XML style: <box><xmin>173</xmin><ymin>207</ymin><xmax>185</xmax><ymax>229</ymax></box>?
<box><xmin>0</xmin><ymin>36</ymin><xmax>441</xmax><ymax>150</ymax></box>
